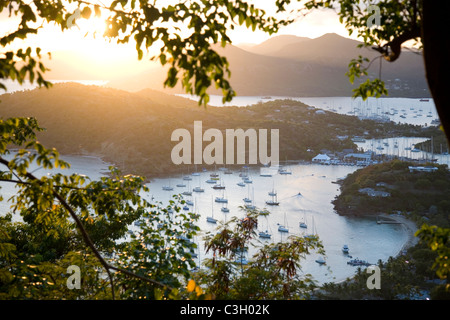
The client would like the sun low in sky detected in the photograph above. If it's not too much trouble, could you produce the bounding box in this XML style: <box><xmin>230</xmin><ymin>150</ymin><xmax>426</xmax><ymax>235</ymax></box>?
<box><xmin>0</xmin><ymin>0</ymin><xmax>349</xmax><ymax>81</ymax></box>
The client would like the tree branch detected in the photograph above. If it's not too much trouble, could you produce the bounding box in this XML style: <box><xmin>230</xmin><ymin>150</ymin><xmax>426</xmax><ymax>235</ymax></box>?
<box><xmin>0</xmin><ymin>156</ymin><xmax>171</xmax><ymax>299</ymax></box>
<box><xmin>372</xmin><ymin>25</ymin><xmax>421</xmax><ymax>62</ymax></box>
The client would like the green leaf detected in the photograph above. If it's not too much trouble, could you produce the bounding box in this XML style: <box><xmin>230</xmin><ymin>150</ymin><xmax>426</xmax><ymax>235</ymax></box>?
<box><xmin>81</xmin><ymin>7</ymin><xmax>92</xmax><ymax>19</ymax></box>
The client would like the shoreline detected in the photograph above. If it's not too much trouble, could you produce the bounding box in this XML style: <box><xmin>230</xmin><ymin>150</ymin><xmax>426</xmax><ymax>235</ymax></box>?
<box><xmin>377</xmin><ymin>213</ymin><xmax>419</xmax><ymax>257</ymax></box>
<box><xmin>329</xmin><ymin>213</ymin><xmax>419</xmax><ymax>287</ymax></box>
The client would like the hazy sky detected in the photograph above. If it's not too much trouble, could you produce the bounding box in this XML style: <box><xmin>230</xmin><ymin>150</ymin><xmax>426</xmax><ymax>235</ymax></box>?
<box><xmin>0</xmin><ymin>0</ymin><xmax>349</xmax><ymax>48</ymax></box>
<box><xmin>0</xmin><ymin>1</ymin><xmax>350</xmax><ymax>77</ymax></box>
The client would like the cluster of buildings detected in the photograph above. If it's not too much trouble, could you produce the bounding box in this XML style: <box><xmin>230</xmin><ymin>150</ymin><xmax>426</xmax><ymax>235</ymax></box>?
<box><xmin>311</xmin><ymin>149</ymin><xmax>375</xmax><ymax>167</ymax></box>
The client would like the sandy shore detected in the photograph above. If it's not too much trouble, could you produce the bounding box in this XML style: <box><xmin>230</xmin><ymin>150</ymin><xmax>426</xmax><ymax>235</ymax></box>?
<box><xmin>378</xmin><ymin>213</ymin><xmax>419</xmax><ymax>256</ymax></box>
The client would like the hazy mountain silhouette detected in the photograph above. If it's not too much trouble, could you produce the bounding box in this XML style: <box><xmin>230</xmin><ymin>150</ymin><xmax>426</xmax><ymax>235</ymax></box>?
<box><xmin>0</xmin><ymin>82</ymin><xmax>392</xmax><ymax>177</ymax></box>
<box><xmin>37</xmin><ymin>33</ymin><xmax>430</xmax><ymax>98</ymax></box>
<box><xmin>239</xmin><ymin>35</ymin><xmax>310</xmax><ymax>56</ymax></box>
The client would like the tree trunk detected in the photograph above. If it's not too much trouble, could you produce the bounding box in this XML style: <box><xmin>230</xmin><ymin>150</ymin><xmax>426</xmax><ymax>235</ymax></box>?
<box><xmin>422</xmin><ymin>0</ymin><xmax>450</xmax><ymax>145</ymax></box>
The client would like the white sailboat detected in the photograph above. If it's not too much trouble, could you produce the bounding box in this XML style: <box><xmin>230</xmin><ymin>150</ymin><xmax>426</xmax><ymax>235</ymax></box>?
<box><xmin>206</xmin><ymin>196</ymin><xmax>217</xmax><ymax>224</ymax></box>
<box><xmin>243</xmin><ymin>185</ymin><xmax>252</xmax><ymax>203</ymax></box>
<box><xmin>193</xmin><ymin>186</ymin><xmax>204</xmax><ymax>192</ymax></box>
<box><xmin>193</xmin><ymin>175</ymin><xmax>204</xmax><ymax>192</ymax></box>
<box><xmin>212</xmin><ymin>179</ymin><xmax>225</xmax><ymax>189</ymax></box>
<box><xmin>215</xmin><ymin>190</ymin><xmax>228</xmax><ymax>203</ymax></box>
<box><xmin>182</xmin><ymin>180</ymin><xmax>192</xmax><ymax>196</ymax></box>
<box><xmin>265</xmin><ymin>191</ymin><xmax>279</xmax><ymax>206</ymax></box>
<box><xmin>268</xmin><ymin>181</ymin><xmax>277</xmax><ymax>197</ymax></box>
<box><xmin>244</xmin><ymin>187</ymin><xmax>256</xmax><ymax>209</ymax></box>
<box><xmin>278</xmin><ymin>164</ymin><xmax>292</xmax><ymax>175</ymax></box>
<box><xmin>243</xmin><ymin>177</ymin><xmax>253</xmax><ymax>183</ymax></box>
<box><xmin>221</xmin><ymin>203</ymin><xmax>230</xmax><ymax>213</ymax></box>
<box><xmin>278</xmin><ymin>213</ymin><xmax>289</xmax><ymax>233</ymax></box>
<box><xmin>259</xmin><ymin>215</ymin><xmax>272</xmax><ymax>239</ymax></box>
<box><xmin>315</xmin><ymin>256</ymin><xmax>326</xmax><ymax>265</ymax></box>
<box><xmin>304</xmin><ymin>216</ymin><xmax>317</xmax><ymax>239</ymax></box>
<box><xmin>342</xmin><ymin>244</ymin><xmax>349</xmax><ymax>254</ymax></box>
<box><xmin>258</xmin><ymin>230</ymin><xmax>271</xmax><ymax>239</ymax></box>
<box><xmin>162</xmin><ymin>180</ymin><xmax>173</xmax><ymax>191</ymax></box>
<box><xmin>299</xmin><ymin>210</ymin><xmax>307</xmax><ymax>228</ymax></box>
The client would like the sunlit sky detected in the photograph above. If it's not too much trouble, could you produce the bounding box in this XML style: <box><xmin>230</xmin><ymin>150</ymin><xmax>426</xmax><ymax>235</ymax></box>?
<box><xmin>0</xmin><ymin>1</ymin><xmax>352</xmax><ymax>78</ymax></box>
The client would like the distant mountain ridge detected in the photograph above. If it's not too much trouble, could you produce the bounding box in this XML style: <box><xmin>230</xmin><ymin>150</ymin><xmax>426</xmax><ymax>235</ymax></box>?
<box><xmin>40</xmin><ymin>33</ymin><xmax>430</xmax><ymax>98</ymax></box>
<box><xmin>238</xmin><ymin>35</ymin><xmax>310</xmax><ymax>56</ymax></box>
<box><xmin>1</xmin><ymin>82</ymin><xmax>412</xmax><ymax>178</ymax></box>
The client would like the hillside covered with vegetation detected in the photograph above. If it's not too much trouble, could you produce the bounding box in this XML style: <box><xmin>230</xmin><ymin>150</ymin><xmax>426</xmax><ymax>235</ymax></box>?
<box><xmin>333</xmin><ymin>160</ymin><xmax>450</xmax><ymax>228</ymax></box>
<box><xmin>323</xmin><ymin>160</ymin><xmax>450</xmax><ymax>299</ymax></box>
<box><xmin>0</xmin><ymin>83</ymin><xmax>439</xmax><ymax>180</ymax></box>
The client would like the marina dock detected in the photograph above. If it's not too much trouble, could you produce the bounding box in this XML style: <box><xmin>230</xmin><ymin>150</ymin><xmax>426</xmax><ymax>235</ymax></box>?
<box><xmin>376</xmin><ymin>215</ymin><xmax>403</xmax><ymax>224</ymax></box>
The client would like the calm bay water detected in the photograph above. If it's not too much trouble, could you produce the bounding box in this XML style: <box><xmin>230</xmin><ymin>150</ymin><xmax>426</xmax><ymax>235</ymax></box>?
<box><xmin>179</xmin><ymin>94</ymin><xmax>438</xmax><ymax>127</ymax></box>
<box><xmin>1</xmin><ymin>92</ymin><xmax>438</xmax><ymax>286</ymax></box>
<box><xmin>145</xmin><ymin>163</ymin><xmax>408</xmax><ymax>285</ymax></box>
<box><xmin>0</xmin><ymin>154</ymin><xmax>408</xmax><ymax>285</ymax></box>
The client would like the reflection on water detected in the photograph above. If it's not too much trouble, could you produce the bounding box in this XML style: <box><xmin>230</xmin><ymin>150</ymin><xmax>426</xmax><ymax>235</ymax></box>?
<box><xmin>0</xmin><ymin>155</ymin><xmax>409</xmax><ymax>285</ymax></box>
<box><xmin>145</xmin><ymin>163</ymin><xmax>408</xmax><ymax>285</ymax></box>
<box><xmin>179</xmin><ymin>95</ymin><xmax>439</xmax><ymax>127</ymax></box>
<box><xmin>354</xmin><ymin>137</ymin><xmax>450</xmax><ymax>166</ymax></box>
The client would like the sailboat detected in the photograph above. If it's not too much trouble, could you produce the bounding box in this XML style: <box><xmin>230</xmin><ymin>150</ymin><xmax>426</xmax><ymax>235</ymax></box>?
<box><xmin>259</xmin><ymin>215</ymin><xmax>272</xmax><ymax>239</ymax></box>
<box><xmin>191</xmin><ymin>165</ymin><xmax>200</xmax><ymax>176</ymax></box>
<box><xmin>162</xmin><ymin>180</ymin><xmax>173</xmax><ymax>191</ymax></box>
<box><xmin>299</xmin><ymin>210</ymin><xmax>308</xmax><ymax>228</ymax></box>
<box><xmin>315</xmin><ymin>256</ymin><xmax>326</xmax><ymax>265</ymax></box>
<box><xmin>215</xmin><ymin>190</ymin><xmax>228</xmax><ymax>203</ymax></box>
<box><xmin>304</xmin><ymin>216</ymin><xmax>317</xmax><ymax>239</ymax></box>
<box><xmin>243</xmin><ymin>176</ymin><xmax>253</xmax><ymax>183</ymax></box>
<box><xmin>193</xmin><ymin>186</ymin><xmax>204</xmax><ymax>192</ymax></box>
<box><xmin>244</xmin><ymin>187</ymin><xmax>256</xmax><ymax>209</ymax></box>
<box><xmin>268</xmin><ymin>181</ymin><xmax>277</xmax><ymax>197</ymax></box>
<box><xmin>210</xmin><ymin>168</ymin><xmax>220</xmax><ymax>180</ymax></box>
<box><xmin>278</xmin><ymin>213</ymin><xmax>289</xmax><ymax>233</ymax></box>
<box><xmin>182</xmin><ymin>181</ymin><xmax>192</xmax><ymax>196</ymax></box>
<box><xmin>265</xmin><ymin>191</ymin><xmax>279</xmax><ymax>206</ymax></box>
<box><xmin>212</xmin><ymin>179</ymin><xmax>225</xmax><ymax>190</ymax></box>
<box><xmin>259</xmin><ymin>230</ymin><xmax>271</xmax><ymax>239</ymax></box>
<box><xmin>206</xmin><ymin>196</ymin><xmax>217</xmax><ymax>224</ymax></box>
<box><xmin>243</xmin><ymin>185</ymin><xmax>252</xmax><ymax>203</ymax></box>
<box><xmin>299</xmin><ymin>218</ymin><xmax>307</xmax><ymax>228</ymax></box>
<box><xmin>342</xmin><ymin>244</ymin><xmax>349</xmax><ymax>254</ymax></box>
<box><xmin>278</xmin><ymin>163</ymin><xmax>292</xmax><ymax>175</ymax></box>
<box><xmin>193</xmin><ymin>175</ymin><xmax>204</xmax><ymax>192</ymax></box>
<box><xmin>221</xmin><ymin>203</ymin><xmax>230</xmax><ymax>213</ymax></box>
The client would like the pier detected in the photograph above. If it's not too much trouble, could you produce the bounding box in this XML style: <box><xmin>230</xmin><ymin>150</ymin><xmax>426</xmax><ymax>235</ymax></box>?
<box><xmin>376</xmin><ymin>215</ymin><xmax>403</xmax><ymax>225</ymax></box>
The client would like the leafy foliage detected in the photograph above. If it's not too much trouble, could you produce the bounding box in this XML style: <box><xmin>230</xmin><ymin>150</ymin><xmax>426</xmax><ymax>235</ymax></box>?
<box><xmin>1</xmin><ymin>0</ymin><xmax>424</xmax><ymax>104</ymax></box>
<box><xmin>332</xmin><ymin>159</ymin><xmax>450</xmax><ymax>294</ymax></box>
<box><xmin>196</xmin><ymin>209</ymin><xmax>324</xmax><ymax>299</ymax></box>
<box><xmin>416</xmin><ymin>225</ymin><xmax>450</xmax><ymax>285</ymax></box>
<box><xmin>302</xmin><ymin>0</ymin><xmax>422</xmax><ymax>100</ymax></box>
<box><xmin>333</xmin><ymin>160</ymin><xmax>450</xmax><ymax>224</ymax></box>
<box><xmin>0</xmin><ymin>117</ymin><xmax>201</xmax><ymax>299</ymax></box>
<box><xmin>1</xmin><ymin>0</ymin><xmax>292</xmax><ymax>104</ymax></box>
